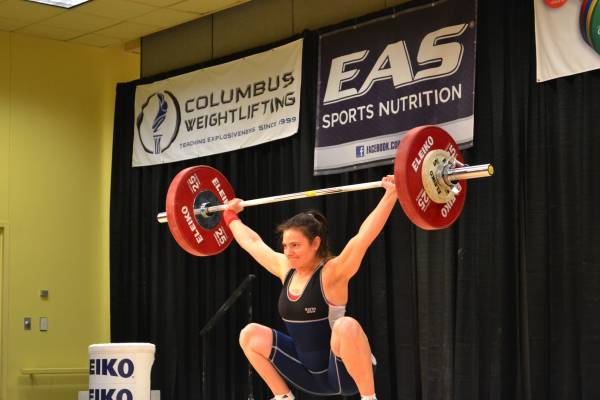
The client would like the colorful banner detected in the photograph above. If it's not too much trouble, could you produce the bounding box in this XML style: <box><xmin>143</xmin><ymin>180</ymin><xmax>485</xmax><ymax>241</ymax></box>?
<box><xmin>314</xmin><ymin>0</ymin><xmax>477</xmax><ymax>175</ymax></box>
<box><xmin>534</xmin><ymin>0</ymin><xmax>600</xmax><ymax>82</ymax></box>
<box><xmin>132</xmin><ymin>39</ymin><xmax>303</xmax><ymax>167</ymax></box>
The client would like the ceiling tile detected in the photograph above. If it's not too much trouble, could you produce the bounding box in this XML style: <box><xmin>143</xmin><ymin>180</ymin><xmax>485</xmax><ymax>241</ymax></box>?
<box><xmin>129</xmin><ymin>8</ymin><xmax>198</xmax><ymax>28</ymax></box>
<box><xmin>128</xmin><ymin>0</ymin><xmax>182</xmax><ymax>6</ymax></box>
<box><xmin>70</xmin><ymin>32</ymin><xmax>123</xmax><ymax>47</ymax></box>
<box><xmin>16</xmin><ymin>23</ymin><xmax>81</xmax><ymax>41</ymax></box>
<box><xmin>171</xmin><ymin>0</ymin><xmax>250</xmax><ymax>14</ymax></box>
<box><xmin>0</xmin><ymin>0</ymin><xmax>65</xmax><ymax>21</ymax></box>
<box><xmin>0</xmin><ymin>16</ymin><xmax>29</xmax><ymax>30</ymax></box>
<box><xmin>96</xmin><ymin>21</ymin><xmax>159</xmax><ymax>40</ymax></box>
<box><xmin>0</xmin><ymin>0</ymin><xmax>253</xmax><ymax>48</ymax></box>
<box><xmin>41</xmin><ymin>10</ymin><xmax>119</xmax><ymax>31</ymax></box>
<box><xmin>77</xmin><ymin>0</ymin><xmax>156</xmax><ymax>20</ymax></box>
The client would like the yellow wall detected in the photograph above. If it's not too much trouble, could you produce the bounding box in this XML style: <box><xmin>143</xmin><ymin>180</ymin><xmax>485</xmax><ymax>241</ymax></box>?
<box><xmin>0</xmin><ymin>33</ymin><xmax>8</xmax><ymax>220</ymax></box>
<box><xmin>0</xmin><ymin>32</ymin><xmax>139</xmax><ymax>400</ymax></box>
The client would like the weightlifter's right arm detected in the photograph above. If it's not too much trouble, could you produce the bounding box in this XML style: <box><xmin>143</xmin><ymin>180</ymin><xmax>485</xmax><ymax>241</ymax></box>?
<box><xmin>224</xmin><ymin>198</ymin><xmax>289</xmax><ymax>282</ymax></box>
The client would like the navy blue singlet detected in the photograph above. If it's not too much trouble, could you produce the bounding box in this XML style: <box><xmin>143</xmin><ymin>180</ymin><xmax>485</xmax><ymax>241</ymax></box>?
<box><xmin>267</xmin><ymin>261</ymin><xmax>372</xmax><ymax>396</ymax></box>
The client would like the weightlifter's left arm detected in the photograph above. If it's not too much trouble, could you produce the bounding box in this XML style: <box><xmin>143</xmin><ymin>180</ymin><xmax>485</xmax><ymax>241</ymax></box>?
<box><xmin>326</xmin><ymin>175</ymin><xmax>397</xmax><ymax>282</ymax></box>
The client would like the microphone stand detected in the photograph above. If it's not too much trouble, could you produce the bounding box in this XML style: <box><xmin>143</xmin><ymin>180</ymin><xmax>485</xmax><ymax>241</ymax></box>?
<box><xmin>247</xmin><ymin>277</ymin><xmax>254</xmax><ymax>400</ymax></box>
<box><xmin>200</xmin><ymin>274</ymin><xmax>256</xmax><ymax>400</ymax></box>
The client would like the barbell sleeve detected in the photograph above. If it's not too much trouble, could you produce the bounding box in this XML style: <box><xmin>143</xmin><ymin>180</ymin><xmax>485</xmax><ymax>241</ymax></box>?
<box><xmin>446</xmin><ymin>163</ymin><xmax>494</xmax><ymax>181</ymax></box>
<box><xmin>156</xmin><ymin>163</ymin><xmax>493</xmax><ymax>224</ymax></box>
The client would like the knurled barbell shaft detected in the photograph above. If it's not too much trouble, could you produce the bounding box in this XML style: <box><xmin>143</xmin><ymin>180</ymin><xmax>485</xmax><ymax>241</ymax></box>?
<box><xmin>156</xmin><ymin>163</ymin><xmax>493</xmax><ymax>224</ymax></box>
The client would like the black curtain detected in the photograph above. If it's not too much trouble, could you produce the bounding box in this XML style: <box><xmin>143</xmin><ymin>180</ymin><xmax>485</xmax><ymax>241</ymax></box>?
<box><xmin>110</xmin><ymin>1</ymin><xmax>600</xmax><ymax>399</ymax></box>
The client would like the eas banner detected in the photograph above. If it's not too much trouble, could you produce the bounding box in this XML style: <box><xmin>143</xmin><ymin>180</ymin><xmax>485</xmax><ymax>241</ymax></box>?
<box><xmin>132</xmin><ymin>39</ymin><xmax>302</xmax><ymax>167</ymax></box>
<box><xmin>314</xmin><ymin>0</ymin><xmax>477</xmax><ymax>175</ymax></box>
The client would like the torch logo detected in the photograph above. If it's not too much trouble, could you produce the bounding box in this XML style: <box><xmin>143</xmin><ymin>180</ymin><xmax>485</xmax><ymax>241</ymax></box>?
<box><xmin>136</xmin><ymin>91</ymin><xmax>181</xmax><ymax>154</ymax></box>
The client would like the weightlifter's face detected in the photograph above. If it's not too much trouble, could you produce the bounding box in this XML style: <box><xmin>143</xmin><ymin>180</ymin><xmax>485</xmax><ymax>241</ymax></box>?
<box><xmin>282</xmin><ymin>228</ymin><xmax>320</xmax><ymax>269</ymax></box>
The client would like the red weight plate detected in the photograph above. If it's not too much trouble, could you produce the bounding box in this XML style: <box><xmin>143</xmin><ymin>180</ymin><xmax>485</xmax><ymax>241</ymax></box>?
<box><xmin>545</xmin><ymin>0</ymin><xmax>567</xmax><ymax>8</ymax></box>
<box><xmin>394</xmin><ymin>125</ymin><xmax>466</xmax><ymax>230</ymax></box>
<box><xmin>165</xmin><ymin>165</ymin><xmax>235</xmax><ymax>256</ymax></box>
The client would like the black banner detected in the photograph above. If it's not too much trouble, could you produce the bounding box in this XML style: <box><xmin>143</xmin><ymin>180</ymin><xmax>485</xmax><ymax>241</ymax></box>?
<box><xmin>314</xmin><ymin>0</ymin><xmax>477</xmax><ymax>174</ymax></box>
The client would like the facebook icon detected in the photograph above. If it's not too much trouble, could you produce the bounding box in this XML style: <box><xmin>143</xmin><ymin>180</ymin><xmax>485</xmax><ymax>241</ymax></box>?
<box><xmin>356</xmin><ymin>145</ymin><xmax>365</xmax><ymax>158</ymax></box>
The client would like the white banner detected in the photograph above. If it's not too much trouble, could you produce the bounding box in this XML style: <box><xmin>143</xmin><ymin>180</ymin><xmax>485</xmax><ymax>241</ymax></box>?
<box><xmin>132</xmin><ymin>39</ymin><xmax>303</xmax><ymax>167</ymax></box>
<box><xmin>534</xmin><ymin>0</ymin><xmax>600</xmax><ymax>82</ymax></box>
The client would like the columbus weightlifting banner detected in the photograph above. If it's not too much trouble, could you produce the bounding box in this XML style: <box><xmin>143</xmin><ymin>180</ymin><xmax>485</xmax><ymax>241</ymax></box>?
<box><xmin>314</xmin><ymin>0</ymin><xmax>477</xmax><ymax>175</ymax></box>
<box><xmin>132</xmin><ymin>39</ymin><xmax>302</xmax><ymax>167</ymax></box>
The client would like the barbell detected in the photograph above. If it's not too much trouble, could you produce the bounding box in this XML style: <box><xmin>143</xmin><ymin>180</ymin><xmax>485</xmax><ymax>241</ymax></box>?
<box><xmin>157</xmin><ymin>125</ymin><xmax>494</xmax><ymax>256</ymax></box>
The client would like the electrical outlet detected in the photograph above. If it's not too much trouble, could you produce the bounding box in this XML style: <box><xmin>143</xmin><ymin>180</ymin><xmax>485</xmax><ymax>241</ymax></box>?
<box><xmin>40</xmin><ymin>317</ymin><xmax>48</xmax><ymax>332</ymax></box>
<box><xmin>24</xmin><ymin>317</ymin><xmax>31</xmax><ymax>330</ymax></box>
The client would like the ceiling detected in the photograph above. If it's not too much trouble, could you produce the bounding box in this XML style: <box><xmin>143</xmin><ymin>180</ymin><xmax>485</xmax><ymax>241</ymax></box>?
<box><xmin>0</xmin><ymin>0</ymin><xmax>251</xmax><ymax>49</ymax></box>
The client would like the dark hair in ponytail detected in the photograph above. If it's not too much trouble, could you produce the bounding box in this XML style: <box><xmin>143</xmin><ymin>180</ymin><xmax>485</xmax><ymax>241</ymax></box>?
<box><xmin>276</xmin><ymin>210</ymin><xmax>332</xmax><ymax>258</ymax></box>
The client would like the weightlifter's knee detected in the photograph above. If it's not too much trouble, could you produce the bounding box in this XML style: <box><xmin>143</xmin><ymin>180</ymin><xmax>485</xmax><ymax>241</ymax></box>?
<box><xmin>239</xmin><ymin>323</ymin><xmax>273</xmax><ymax>358</ymax></box>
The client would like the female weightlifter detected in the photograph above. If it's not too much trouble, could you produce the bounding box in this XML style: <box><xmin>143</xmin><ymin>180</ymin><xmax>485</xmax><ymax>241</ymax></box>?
<box><xmin>222</xmin><ymin>175</ymin><xmax>397</xmax><ymax>400</ymax></box>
